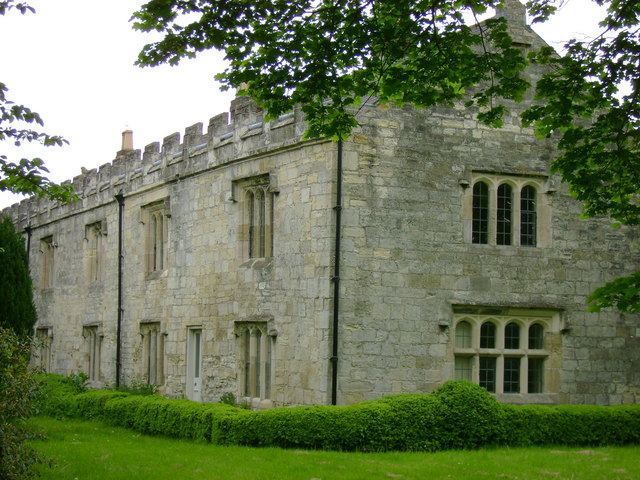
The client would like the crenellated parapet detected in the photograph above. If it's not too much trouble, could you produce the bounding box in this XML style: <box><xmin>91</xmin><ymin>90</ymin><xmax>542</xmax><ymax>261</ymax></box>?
<box><xmin>2</xmin><ymin>97</ymin><xmax>308</xmax><ymax>231</ymax></box>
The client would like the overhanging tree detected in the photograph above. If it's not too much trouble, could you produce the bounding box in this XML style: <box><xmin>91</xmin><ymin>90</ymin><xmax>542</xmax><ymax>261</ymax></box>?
<box><xmin>0</xmin><ymin>0</ymin><xmax>75</xmax><ymax>203</ymax></box>
<box><xmin>133</xmin><ymin>0</ymin><xmax>640</xmax><ymax>312</ymax></box>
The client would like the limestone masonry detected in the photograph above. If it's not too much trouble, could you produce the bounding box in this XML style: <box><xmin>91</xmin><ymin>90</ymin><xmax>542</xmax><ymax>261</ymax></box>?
<box><xmin>4</xmin><ymin>2</ymin><xmax>640</xmax><ymax>407</ymax></box>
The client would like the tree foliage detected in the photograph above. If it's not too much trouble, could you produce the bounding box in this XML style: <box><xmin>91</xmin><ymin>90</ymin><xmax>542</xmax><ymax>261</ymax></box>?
<box><xmin>134</xmin><ymin>0</ymin><xmax>530</xmax><ymax>139</ymax></box>
<box><xmin>0</xmin><ymin>216</ymin><xmax>37</xmax><ymax>336</ymax></box>
<box><xmin>0</xmin><ymin>1</ymin><xmax>75</xmax><ymax>203</ymax></box>
<box><xmin>133</xmin><ymin>0</ymin><xmax>639</xmax><ymax>311</ymax></box>
<box><xmin>0</xmin><ymin>327</ymin><xmax>47</xmax><ymax>480</ymax></box>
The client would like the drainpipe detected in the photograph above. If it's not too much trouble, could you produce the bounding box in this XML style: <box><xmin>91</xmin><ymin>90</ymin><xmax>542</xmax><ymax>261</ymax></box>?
<box><xmin>114</xmin><ymin>191</ymin><xmax>125</xmax><ymax>388</ymax></box>
<box><xmin>331</xmin><ymin>139</ymin><xmax>343</xmax><ymax>405</ymax></box>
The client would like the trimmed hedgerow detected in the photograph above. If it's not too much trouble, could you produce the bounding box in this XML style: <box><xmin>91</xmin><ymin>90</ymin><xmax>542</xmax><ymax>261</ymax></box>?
<box><xmin>219</xmin><ymin>402</ymin><xmax>401</xmax><ymax>451</ymax></box>
<box><xmin>36</xmin><ymin>374</ymin><xmax>81</xmax><ymax>418</ymax></box>
<box><xmin>73</xmin><ymin>390</ymin><xmax>130</xmax><ymax>420</ymax></box>
<box><xmin>502</xmin><ymin>403</ymin><xmax>640</xmax><ymax>447</ymax></box>
<box><xmin>36</xmin><ymin>375</ymin><xmax>640</xmax><ymax>451</ymax></box>
<box><xmin>100</xmin><ymin>394</ymin><xmax>239</xmax><ymax>442</ymax></box>
<box><xmin>216</xmin><ymin>382</ymin><xmax>503</xmax><ymax>451</ymax></box>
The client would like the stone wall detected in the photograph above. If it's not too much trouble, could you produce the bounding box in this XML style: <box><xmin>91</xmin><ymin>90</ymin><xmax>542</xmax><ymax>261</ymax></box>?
<box><xmin>5</xmin><ymin>1</ymin><xmax>640</xmax><ymax>407</ymax></box>
<box><xmin>5</xmin><ymin>97</ymin><xmax>339</xmax><ymax>407</ymax></box>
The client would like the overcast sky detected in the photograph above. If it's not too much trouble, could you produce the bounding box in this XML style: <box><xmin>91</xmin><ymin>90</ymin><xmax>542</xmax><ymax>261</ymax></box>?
<box><xmin>0</xmin><ymin>0</ymin><xmax>605</xmax><ymax>209</ymax></box>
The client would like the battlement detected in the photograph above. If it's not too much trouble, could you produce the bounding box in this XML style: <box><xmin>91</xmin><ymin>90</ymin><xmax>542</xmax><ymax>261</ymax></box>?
<box><xmin>3</xmin><ymin>97</ymin><xmax>309</xmax><ymax>229</ymax></box>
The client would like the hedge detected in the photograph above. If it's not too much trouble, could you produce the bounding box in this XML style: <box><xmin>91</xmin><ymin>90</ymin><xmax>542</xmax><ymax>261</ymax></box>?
<box><xmin>37</xmin><ymin>376</ymin><xmax>640</xmax><ymax>451</ymax></box>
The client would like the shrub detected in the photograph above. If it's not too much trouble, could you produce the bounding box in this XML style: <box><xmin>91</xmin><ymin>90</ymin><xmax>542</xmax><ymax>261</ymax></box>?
<box><xmin>116</xmin><ymin>381</ymin><xmax>157</xmax><ymax>396</ymax></box>
<box><xmin>36</xmin><ymin>374</ymin><xmax>640</xmax><ymax>452</ymax></box>
<box><xmin>432</xmin><ymin>380</ymin><xmax>505</xmax><ymax>449</ymax></box>
<box><xmin>376</xmin><ymin>393</ymin><xmax>444</xmax><ymax>451</ymax></box>
<box><xmin>504</xmin><ymin>404</ymin><xmax>640</xmax><ymax>447</ymax></box>
<box><xmin>100</xmin><ymin>394</ymin><xmax>240</xmax><ymax>442</ymax></box>
<box><xmin>0</xmin><ymin>328</ymin><xmax>47</xmax><ymax>480</ymax></box>
<box><xmin>73</xmin><ymin>390</ymin><xmax>130</xmax><ymax>419</ymax></box>
<box><xmin>37</xmin><ymin>374</ymin><xmax>84</xmax><ymax>418</ymax></box>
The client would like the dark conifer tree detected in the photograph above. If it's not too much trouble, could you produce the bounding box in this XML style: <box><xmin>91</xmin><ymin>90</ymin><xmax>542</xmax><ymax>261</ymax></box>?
<box><xmin>0</xmin><ymin>216</ymin><xmax>36</xmax><ymax>336</ymax></box>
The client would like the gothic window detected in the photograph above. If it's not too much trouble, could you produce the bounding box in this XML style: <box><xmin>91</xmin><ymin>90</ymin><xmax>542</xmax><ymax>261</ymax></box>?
<box><xmin>83</xmin><ymin>325</ymin><xmax>102</xmax><ymax>381</ymax></box>
<box><xmin>35</xmin><ymin>327</ymin><xmax>52</xmax><ymax>372</ymax></box>
<box><xmin>85</xmin><ymin>221</ymin><xmax>105</xmax><ymax>283</ymax></box>
<box><xmin>455</xmin><ymin>321</ymin><xmax>472</xmax><ymax>348</ymax></box>
<box><xmin>527</xmin><ymin>358</ymin><xmax>545</xmax><ymax>393</ymax></box>
<box><xmin>504</xmin><ymin>322</ymin><xmax>520</xmax><ymax>349</ymax></box>
<box><xmin>520</xmin><ymin>185</ymin><xmax>537</xmax><ymax>247</ymax></box>
<box><xmin>140</xmin><ymin>322</ymin><xmax>165</xmax><ymax>385</ymax></box>
<box><xmin>503</xmin><ymin>357</ymin><xmax>521</xmax><ymax>393</ymax></box>
<box><xmin>40</xmin><ymin>236</ymin><xmax>55</xmax><ymax>288</ymax></box>
<box><xmin>237</xmin><ymin>322</ymin><xmax>274</xmax><ymax>401</ymax></box>
<box><xmin>479</xmin><ymin>356</ymin><xmax>497</xmax><ymax>392</ymax></box>
<box><xmin>455</xmin><ymin>356</ymin><xmax>472</xmax><ymax>381</ymax></box>
<box><xmin>453</xmin><ymin>310</ymin><xmax>558</xmax><ymax>396</ymax></box>
<box><xmin>528</xmin><ymin>323</ymin><xmax>544</xmax><ymax>349</ymax></box>
<box><xmin>143</xmin><ymin>200</ymin><xmax>169</xmax><ymax>274</ymax></box>
<box><xmin>496</xmin><ymin>183</ymin><xmax>512</xmax><ymax>245</ymax></box>
<box><xmin>472</xmin><ymin>181</ymin><xmax>489</xmax><ymax>244</ymax></box>
<box><xmin>235</xmin><ymin>175</ymin><xmax>275</xmax><ymax>260</ymax></box>
<box><xmin>466</xmin><ymin>174</ymin><xmax>547</xmax><ymax>247</ymax></box>
<box><xmin>480</xmin><ymin>321</ymin><xmax>496</xmax><ymax>348</ymax></box>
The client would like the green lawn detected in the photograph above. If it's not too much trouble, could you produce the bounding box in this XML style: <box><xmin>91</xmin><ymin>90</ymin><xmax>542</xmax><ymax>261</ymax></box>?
<box><xmin>27</xmin><ymin>416</ymin><xmax>640</xmax><ymax>480</ymax></box>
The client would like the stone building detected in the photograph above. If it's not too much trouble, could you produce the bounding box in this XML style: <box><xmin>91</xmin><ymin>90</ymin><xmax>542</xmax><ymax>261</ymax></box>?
<box><xmin>4</xmin><ymin>2</ymin><xmax>640</xmax><ymax>407</ymax></box>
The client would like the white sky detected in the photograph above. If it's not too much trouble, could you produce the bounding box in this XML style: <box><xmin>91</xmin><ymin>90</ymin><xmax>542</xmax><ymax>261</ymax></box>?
<box><xmin>0</xmin><ymin>0</ymin><xmax>605</xmax><ymax>209</ymax></box>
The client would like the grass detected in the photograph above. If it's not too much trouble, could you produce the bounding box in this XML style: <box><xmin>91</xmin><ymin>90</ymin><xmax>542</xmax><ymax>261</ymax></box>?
<box><xmin>27</xmin><ymin>416</ymin><xmax>640</xmax><ymax>480</ymax></box>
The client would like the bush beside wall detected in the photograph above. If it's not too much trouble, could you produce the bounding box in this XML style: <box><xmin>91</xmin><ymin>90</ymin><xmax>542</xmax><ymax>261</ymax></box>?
<box><xmin>38</xmin><ymin>376</ymin><xmax>640</xmax><ymax>451</ymax></box>
<box><xmin>501</xmin><ymin>404</ymin><xmax>640</xmax><ymax>447</ymax></box>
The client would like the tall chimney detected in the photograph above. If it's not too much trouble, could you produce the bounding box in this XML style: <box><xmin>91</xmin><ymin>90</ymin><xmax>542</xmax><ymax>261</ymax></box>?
<box><xmin>121</xmin><ymin>130</ymin><xmax>133</xmax><ymax>151</ymax></box>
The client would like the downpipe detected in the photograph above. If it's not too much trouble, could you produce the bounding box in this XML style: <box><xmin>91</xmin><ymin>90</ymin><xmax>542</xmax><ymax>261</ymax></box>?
<box><xmin>331</xmin><ymin>139</ymin><xmax>343</xmax><ymax>405</ymax></box>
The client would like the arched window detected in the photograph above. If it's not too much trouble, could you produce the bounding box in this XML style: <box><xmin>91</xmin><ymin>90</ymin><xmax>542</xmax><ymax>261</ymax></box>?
<box><xmin>239</xmin><ymin>322</ymin><xmax>274</xmax><ymax>401</ymax></box>
<box><xmin>472</xmin><ymin>181</ymin><xmax>489</xmax><ymax>244</ymax></box>
<box><xmin>257</xmin><ymin>189</ymin><xmax>266</xmax><ymax>258</ymax></box>
<box><xmin>504</xmin><ymin>322</ymin><xmax>520</xmax><ymax>349</ymax></box>
<box><xmin>247</xmin><ymin>190</ymin><xmax>256</xmax><ymax>258</ymax></box>
<box><xmin>455</xmin><ymin>321</ymin><xmax>472</xmax><ymax>348</ymax></box>
<box><xmin>528</xmin><ymin>323</ymin><xmax>544</xmax><ymax>349</ymax></box>
<box><xmin>465</xmin><ymin>174</ymin><xmax>547</xmax><ymax>248</ymax></box>
<box><xmin>497</xmin><ymin>183</ymin><xmax>512</xmax><ymax>245</ymax></box>
<box><xmin>151</xmin><ymin>212</ymin><xmax>164</xmax><ymax>271</ymax></box>
<box><xmin>241</xmin><ymin>177</ymin><xmax>274</xmax><ymax>260</ymax></box>
<box><xmin>520</xmin><ymin>185</ymin><xmax>537</xmax><ymax>247</ymax></box>
<box><xmin>480</xmin><ymin>321</ymin><xmax>496</xmax><ymax>348</ymax></box>
<box><xmin>453</xmin><ymin>312</ymin><xmax>555</xmax><ymax>395</ymax></box>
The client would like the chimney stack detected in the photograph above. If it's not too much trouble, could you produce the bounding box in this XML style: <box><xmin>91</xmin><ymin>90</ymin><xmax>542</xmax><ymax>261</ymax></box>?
<box><xmin>121</xmin><ymin>130</ymin><xmax>134</xmax><ymax>151</ymax></box>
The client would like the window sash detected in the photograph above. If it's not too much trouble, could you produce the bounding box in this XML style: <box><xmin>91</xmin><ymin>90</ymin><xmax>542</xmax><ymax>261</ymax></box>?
<box><xmin>472</xmin><ymin>182</ymin><xmax>489</xmax><ymax>244</ymax></box>
<box><xmin>479</xmin><ymin>356</ymin><xmax>497</xmax><ymax>393</ymax></box>
<box><xmin>496</xmin><ymin>184</ymin><xmax>512</xmax><ymax>245</ymax></box>
<box><xmin>520</xmin><ymin>185</ymin><xmax>537</xmax><ymax>247</ymax></box>
<box><xmin>453</xmin><ymin>313</ymin><xmax>552</xmax><ymax>395</ymax></box>
<box><xmin>503</xmin><ymin>357</ymin><xmax>521</xmax><ymax>393</ymax></box>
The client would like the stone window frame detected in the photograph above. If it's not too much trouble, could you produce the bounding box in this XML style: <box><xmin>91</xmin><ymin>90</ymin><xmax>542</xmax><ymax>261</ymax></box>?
<box><xmin>234</xmin><ymin>318</ymin><xmax>277</xmax><ymax>404</ymax></box>
<box><xmin>233</xmin><ymin>174</ymin><xmax>275</xmax><ymax>261</ymax></box>
<box><xmin>452</xmin><ymin>307</ymin><xmax>562</xmax><ymax>399</ymax></box>
<box><xmin>141</xmin><ymin>199</ymin><xmax>170</xmax><ymax>276</ymax></box>
<box><xmin>140</xmin><ymin>321</ymin><xmax>166</xmax><ymax>386</ymax></box>
<box><xmin>84</xmin><ymin>220</ymin><xmax>107</xmax><ymax>284</ymax></box>
<box><xmin>462</xmin><ymin>172</ymin><xmax>552</xmax><ymax>248</ymax></box>
<box><xmin>83</xmin><ymin>324</ymin><xmax>103</xmax><ymax>382</ymax></box>
<box><xmin>40</xmin><ymin>235</ymin><xmax>56</xmax><ymax>289</ymax></box>
<box><xmin>34</xmin><ymin>326</ymin><xmax>53</xmax><ymax>372</ymax></box>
